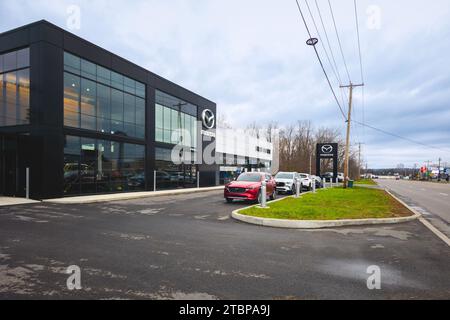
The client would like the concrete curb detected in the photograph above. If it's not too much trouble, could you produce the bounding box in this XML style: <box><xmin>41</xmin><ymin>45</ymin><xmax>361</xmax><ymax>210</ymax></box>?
<box><xmin>44</xmin><ymin>186</ymin><xmax>224</xmax><ymax>204</ymax></box>
<box><xmin>231</xmin><ymin>189</ymin><xmax>421</xmax><ymax>229</ymax></box>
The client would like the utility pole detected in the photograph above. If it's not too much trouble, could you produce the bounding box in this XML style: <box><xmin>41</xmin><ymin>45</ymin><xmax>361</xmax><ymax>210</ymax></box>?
<box><xmin>340</xmin><ymin>82</ymin><xmax>364</xmax><ymax>188</ymax></box>
<box><xmin>438</xmin><ymin>157</ymin><xmax>442</xmax><ymax>181</ymax></box>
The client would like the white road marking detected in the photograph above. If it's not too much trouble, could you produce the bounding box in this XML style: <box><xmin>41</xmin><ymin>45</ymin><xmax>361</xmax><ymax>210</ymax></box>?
<box><xmin>419</xmin><ymin>218</ymin><xmax>450</xmax><ymax>247</ymax></box>
<box><xmin>439</xmin><ymin>193</ymin><xmax>448</xmax><ymax>197</ymax></box>
<box><xmin>410</xmin><ymin>206</ymin><xmax>432</xmax><ymax>216</ymax></box>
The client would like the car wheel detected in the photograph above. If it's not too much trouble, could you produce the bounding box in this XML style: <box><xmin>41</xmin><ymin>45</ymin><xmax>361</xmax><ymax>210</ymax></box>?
<box><xmin>226</xmin><ymin>198</ymin><xmax>233</xmax><ymax>204</ymax></box>
<box><xmin>270</xmin><ymin>189</ymin><xmax>276</xmax><ymax>201</ymax></box>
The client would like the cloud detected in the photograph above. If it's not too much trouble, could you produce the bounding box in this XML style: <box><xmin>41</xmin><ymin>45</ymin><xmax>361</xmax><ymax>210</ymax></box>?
<box><xmin>1</xmin><ymin>0</ymin><xmax>450</xmax><ymax>168</ymax></box>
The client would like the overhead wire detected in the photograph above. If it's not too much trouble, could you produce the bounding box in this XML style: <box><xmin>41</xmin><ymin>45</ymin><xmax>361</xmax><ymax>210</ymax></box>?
<box><xmin>294</xmin><ymin>0</ymin><xmax>347</xmax><ymax>121</ymax></box>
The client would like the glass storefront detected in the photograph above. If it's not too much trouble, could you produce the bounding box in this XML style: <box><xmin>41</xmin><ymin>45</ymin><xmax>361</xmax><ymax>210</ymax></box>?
<box><xmin>155</xmin><ymin>90</ymin><xmax>197</xmax><ymax>148</ymax></box>
<box><xmin>0</xmin><ymin>48</ymin><xmax>30</xmax><ymax>127</ymax></box>
<box><xmin>63</xmin><ymin>52</ymin><xmax>146</xmax><ymax>139</ymax></box>
<box><xmin>63</xmin><ymin>135</ymin><xmax>145</xmax><ymax>195</ymax></box>
<box><xmin>155</xmin><ymin>147</ymin><xmax>198</xmax><ymax>190</ymax></box>
<box><xmin>154</xmin><ymin>91</ymin><xmax>199</xmax><ymax>190</ymax></box>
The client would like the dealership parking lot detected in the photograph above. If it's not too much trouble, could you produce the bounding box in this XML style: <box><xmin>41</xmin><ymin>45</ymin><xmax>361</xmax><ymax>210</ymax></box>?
<box><xmin>0</xmin><ymin>190</ymin><xmax>449</xmax><ymax>299</ymax></box>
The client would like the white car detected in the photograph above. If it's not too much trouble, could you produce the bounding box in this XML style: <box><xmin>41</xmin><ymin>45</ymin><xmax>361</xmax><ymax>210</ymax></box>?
<box><xmin>298</xmin><ymin>173</ymin><xmax>313</xmax><ymax>191</ymax></box>
<box><xmin>275</xmin><ymin>172</ymin><xmax>298</xmax><ymax>194</ymax></box>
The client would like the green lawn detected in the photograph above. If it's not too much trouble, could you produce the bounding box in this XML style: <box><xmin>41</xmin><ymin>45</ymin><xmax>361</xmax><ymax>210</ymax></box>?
<box><xmin>239</xmin><ymin>187</ymin><xmax>412</xmax><ymax>220</ymax></box>
<box><xmin>354</xmin><ymin>179</ymin><xmax>378</xmax><ymax>185</ymax></box>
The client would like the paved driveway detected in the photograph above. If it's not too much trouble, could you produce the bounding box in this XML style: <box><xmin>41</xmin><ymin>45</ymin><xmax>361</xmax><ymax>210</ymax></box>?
<box><xmin>0</xmin><ymin>190</ymin><xmax>449</xmax><ymax>299</ymax></box>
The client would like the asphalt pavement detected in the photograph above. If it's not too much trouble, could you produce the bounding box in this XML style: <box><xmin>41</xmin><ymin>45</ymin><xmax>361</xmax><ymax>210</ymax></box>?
<box><xmin>0</xmin><ymin>189</ymin><xmax>449</xmax><ymax>300</ymax></box>
<box><xmin>377</xmin><ymin>180</ymin><xmax>450</xmax><ymax>238</ymax></box>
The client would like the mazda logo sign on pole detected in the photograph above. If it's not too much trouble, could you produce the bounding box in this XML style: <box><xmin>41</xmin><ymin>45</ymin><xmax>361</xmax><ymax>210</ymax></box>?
<box><xmin>321</xmin><ymin>145</ymin><xmax>333</xmax><ymax>154</ymax></box>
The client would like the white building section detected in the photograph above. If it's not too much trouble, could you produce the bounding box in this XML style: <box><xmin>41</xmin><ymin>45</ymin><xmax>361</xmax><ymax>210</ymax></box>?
<box><xmin>216</xmin><ymin>129</ymin><xmax>274</xmax><ymax>184</ymax></box>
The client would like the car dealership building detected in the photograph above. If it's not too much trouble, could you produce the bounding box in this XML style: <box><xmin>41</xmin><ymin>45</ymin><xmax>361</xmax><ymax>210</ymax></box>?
<box><xmin>0</xmin><ymin>21</ymin><xmax>273</xmax><ymax>200</ymax></box>
<box><xmin>0</xmin><ymin>20</ymin><xmax>220</xmax><ymax>199</ymax></box>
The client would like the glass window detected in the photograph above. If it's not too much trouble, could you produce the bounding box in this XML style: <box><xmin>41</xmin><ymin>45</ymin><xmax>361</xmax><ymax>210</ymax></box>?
<box><xmin>111</xmin><ymin>72</ymin><xmax>124</xmax><ymax>91</ymax></box>
<box><xmin>81</xmin><ymin>114</ymin><xmax>96</xmax><ymax>131</ymax></box>
<box><xmin>81</xmin><ymin>59</ymin><xmax>96</xmax><ymax>80</ymax></box>
<box><xmin>3</xmin><ymin>51</ymin><xmax>17</xmax><ymax>72</ymax></box>
<box><xmin>97</xmin><ymin>117</ymin><xmax>110</xmax><ymax>134</ymax></box>
<box><xmin>62</xmin><ymin>51</ymin><xmax>146</xmax><ymax>139</ymax></box>
<box><xmin>64</xmin><ymin>135</ymin><xmax>146</xmax><ymax>195</ymax></box>
<box><xmin>124</xmin><ymin>93</ymin><xmax>135</xmax><ymax>123</ymax></box>
<box><xmin>97</xmin><ymin>84</ymin><xmax>110</xmax><ymax>119</ymax></box>
<box><xmin>156</xmin><ymin>104</ymin><xmax>163</xmax><ymax>129</ymax></box>
<box><xmin>64</xmin><ymin>136</ymin><xmax>81</xmax><ymax>195</ymax></box>
<box><xmin>17</xmin><ymin>69</ymin><xmax>30</xmax><ymax>123</ymax></box>
<box><xmin>156</xmin><ymin>128</ymin><xmax>163</xmax><ymax>142</ymax></box>
<box><xmin>17</xmin><ymin>48</ymin><xmax>30</xmax><ymax>69</ymax></box>
<box><xmin>64</xmin><ymin>52</ymin><xmax>81</xmax><ymax>75</ymax></box>
<box><xmin>64</xmin><ymin>72</ymin><xmax>80</xmax><ymax>128</ymax></box>
<box><xmin>80</xmin><ymin>137</ymin><xmax>97</xmax><ymax>194</ymax></box>
<box><xmin>111</xmin><ymin>89</ymin><xmax>124</xmax><ymax>121</ymax></box>
<box><xmin>111</xmin><ymin>120</ymin><xmax>124</xmax><ymax>134</ymax></box>
<box><xmin>171</xmin><ymin>109</ymin><xmax>178</xmax><ymax>131</ymax></box>
<box><xmin>136</xmin><ymin>82</ymin><xmax>145</xmax><ymax>98</ymax></box>
<box><xmin>97</xmin><ymin>66</ymin><xmax>111</xmax><ymax>86</ymax></box>
<box><xmin>0</xmin><ymin>54</ymin><xmax>3</xmax><ymax>73</ymax></box>
<box><xmin>81</xmin><ymin>78</ymin><xmax>96</xmax><ymax>116</ymax></box>
<box><xmin>136</xmin><ymin>98</ymin><xmax>145</xmax><ymax>126</ymax></box>
<box><xmin>4</xmin><ymin>72</ymin><xmax>17</xmax><ymax>121</ymax></box>
<box><xmin>124</xmin><ymin>122</ymin><xmax>135</xmax><ymax>137</ymax></box>
<box><xmin>124</xmin><ymin>77</ymin><xmax>136</xmax><ymax>95</ymax></box>
<box><xmin>136</xmin><ymin>126</ymin><xmax>145</xmax><ymax>139</ymax></box>
<box><xmin>163</xmin><ymin>107</ymin><xmax>171</xmax><ymax>131</ymax></box>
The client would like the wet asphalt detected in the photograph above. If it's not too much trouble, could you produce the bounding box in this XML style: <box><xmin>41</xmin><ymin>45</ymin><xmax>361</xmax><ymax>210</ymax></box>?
<box><xmin>0</xmin><ymin>190</ymin><xmax>449</xmax><ymax>300</ymax></box>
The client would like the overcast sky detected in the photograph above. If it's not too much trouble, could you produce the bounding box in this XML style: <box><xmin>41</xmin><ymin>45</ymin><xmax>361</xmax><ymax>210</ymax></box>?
<box><xmin>1</xmin><ymin>0</ymin><xmax>450</xmax><ymax>168</ymax></box>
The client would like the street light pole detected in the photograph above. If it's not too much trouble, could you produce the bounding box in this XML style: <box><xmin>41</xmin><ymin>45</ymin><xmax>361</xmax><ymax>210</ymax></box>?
<box><xmin>340</xmin><ymin>83</ymin><xmax>364</xmax><ymax>188</ymax></box>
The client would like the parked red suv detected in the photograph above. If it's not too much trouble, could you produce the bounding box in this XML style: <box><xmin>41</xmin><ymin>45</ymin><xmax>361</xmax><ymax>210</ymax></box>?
<box><xmin>224</xmin><ymin>172</ymin><xmax>276</xmax><ymax>203</ymax></box>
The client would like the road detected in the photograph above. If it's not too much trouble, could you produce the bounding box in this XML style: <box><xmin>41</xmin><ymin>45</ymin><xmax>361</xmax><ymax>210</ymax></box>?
<box><xmin>0</xmin><ymin>190</ymin><xmax>449</xmax><ymax>299</ymax></box>
<box><xmin>377</xmin><ymin>180</ymin><xmax>450</xmax><ymax>238</ymax></box>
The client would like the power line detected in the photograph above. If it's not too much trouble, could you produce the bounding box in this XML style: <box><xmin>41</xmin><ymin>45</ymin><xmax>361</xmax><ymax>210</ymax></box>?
<box><xmin>354</xmin><ymin>0</ymin><xmax>364</xmax><ymax>84</ymax></box>
<box><xmin>327</xmin><ymin>0</ymin><xmax>352</xmax><ymax>83</ymax></box>
<box><xmin>353</xmin><ymin>0</ymin><xmax>366</xmax><ymax>142</ymax></box>
<box><xmin>304</xmin><ymin>0</ymin><xmax>348</xmax><ymax>110</ymax></box>
<box><xmin>294</xmin><ymin>0</ymin><xmax>347</xmax><ymax>121</ymax></box>
<box><xmin>352</xmin><ymin>120</ymin><xmax>450</xmax><ymax>154</ymax></box>
<box><xmin>314</xmin><ymin>0</ymin><xmax>343</xmax><ymax>86</ymax></box>
<box><xmin>304</xmin><ymin>1</ymin><xmax>337</xmax><ymax>86</ymax></box>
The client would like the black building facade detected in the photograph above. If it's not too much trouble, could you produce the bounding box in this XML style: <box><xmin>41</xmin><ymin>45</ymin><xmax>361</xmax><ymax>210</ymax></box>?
<box><xmin>0</xmin><ymin>20</ymin><xmax>217</xmax><ymax>199</ymax></box>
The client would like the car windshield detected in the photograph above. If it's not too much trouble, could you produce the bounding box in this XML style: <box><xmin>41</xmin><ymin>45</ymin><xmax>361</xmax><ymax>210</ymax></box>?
<box><xmin>237</xmin><ymin>174</ymin><xmax>262</xmax><ymax>182</ymax></box>
<box><xmin>300</xmin><ymin>174</ymin><xmax>308</xmax><ymax>178</ymax></box>
<box><xmin>276</xmin><ymin>173</ymin><xmax>294</xmax><ymax>179</ymax></box>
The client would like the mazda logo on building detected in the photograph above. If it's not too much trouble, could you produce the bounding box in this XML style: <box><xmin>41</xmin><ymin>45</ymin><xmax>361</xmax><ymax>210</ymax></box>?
<box><xmin>321</xmin><ymin>145</ymin><xmax>333</xmax><ymax>154</ymax></box>
<box><xmin>202</xmin><ymin>109</ymin><xmax>215</xmax><ymax>129</ymax></box>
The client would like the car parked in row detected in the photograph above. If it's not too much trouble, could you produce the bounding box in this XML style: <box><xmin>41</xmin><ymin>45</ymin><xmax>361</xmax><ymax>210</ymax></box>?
<box><xmin>310</xmin><ymin>175</ymin><xmax>323</xmax><ymax>189</ymax></box>
<box><xmin>298</xmin><ymin>173</ymin><xmax>313</xmax><ymax>191</ymax></box>
<box><xmin>274</xmin><ymin>172</ymin><xmax>316</xmax><ymax>194</ymax></box>
<box><xmin>274</xmin><ymin>172</ymin><xmax>298</xmax><ymax>194</ymax></box>
<box><xmin>224</xmin><ymin>172</ymin><xmax>276</xmax><ymax>204</ymax></box>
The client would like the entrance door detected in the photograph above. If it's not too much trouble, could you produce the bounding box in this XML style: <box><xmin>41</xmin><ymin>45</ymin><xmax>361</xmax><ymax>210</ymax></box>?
<box><xmin>0</xmin><ymin>136</ymin><xmax>18</xmax><ymax>196</ymax></box>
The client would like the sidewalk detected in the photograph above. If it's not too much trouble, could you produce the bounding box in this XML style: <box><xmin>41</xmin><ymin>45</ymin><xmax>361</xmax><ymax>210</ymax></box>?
<box><xmin>0</xmin><ymin>197</ymin><xmax>40</xmax><ymax>207</ymax></box>
<box><xmin>44</xmin><ymin>186</ymin><xmax>224</xmax><ymax>204</ymax></box>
